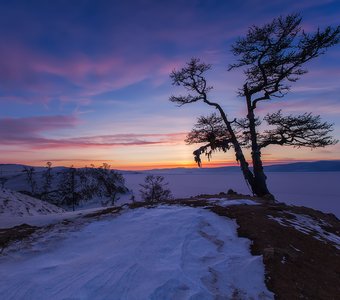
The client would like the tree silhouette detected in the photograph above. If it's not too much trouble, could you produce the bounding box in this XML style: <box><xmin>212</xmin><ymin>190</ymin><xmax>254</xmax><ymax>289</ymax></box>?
<box><xmin>170</xmin><ymin>14</ymin><xmax>339</xmax><ymax>200</ymax></box>
<box><xmin>140</xmin><ymin>175</ymin><xmax>173</xmax><ymax>203</ymax></box>
<box><xmin>0</xmin><ymin>168</ymin><xmax>8</xmax><ymax>189</ymax></box>
<box><xmin>41</xmin><ymin>162</ymin><xmax>53</xmax><ymax>201</ymax></box>
<box><xmin>22</xmin><ymin>166</ymin><xmax>37</xmax><ymax>196</ymax></box>
<box><xmin>58</xmin><ymin>166</ymin><xmax>79</xmax><ymax>211</ymax></box>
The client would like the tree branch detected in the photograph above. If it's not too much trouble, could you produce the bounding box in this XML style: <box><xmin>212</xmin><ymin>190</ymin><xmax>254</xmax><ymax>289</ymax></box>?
<box><xmin>229</xmin><ymin>14</ymin><xmax>340</xmax><ymax>109</ymax></box>
<box><xmin>259</xmin><ymin>110</ymin><xmax>338</xmax><ymax>148</ymax></box>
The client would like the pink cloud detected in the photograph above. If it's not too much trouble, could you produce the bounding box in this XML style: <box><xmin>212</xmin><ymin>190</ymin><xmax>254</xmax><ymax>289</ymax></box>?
<box><xmin>0</xmin><ymin>117</ymin><xmax>187</xmax><ymax>149</ymax></box>
<box><xmin>0</xmin><ymin>115</ymin><xmax>79</xmax><ymax>141</ymax></box>
<box><xmin>29</xmin><ymin>132</ymin><xmax>187</xmax><ymax>149</ymax></box>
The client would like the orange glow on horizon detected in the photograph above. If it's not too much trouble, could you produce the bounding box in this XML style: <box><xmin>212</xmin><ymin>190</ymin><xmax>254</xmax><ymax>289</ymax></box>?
<box><xmin>11</xmin><ymin>157</ymin><xmax>336</xmax><ymax>170</ymax></box>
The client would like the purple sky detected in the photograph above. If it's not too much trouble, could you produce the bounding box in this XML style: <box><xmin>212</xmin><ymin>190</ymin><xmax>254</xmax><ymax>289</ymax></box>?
<box><xmin>0</xmin><ymin>0</ymin><xmax>339</xmax><ymax>169</ymax></box>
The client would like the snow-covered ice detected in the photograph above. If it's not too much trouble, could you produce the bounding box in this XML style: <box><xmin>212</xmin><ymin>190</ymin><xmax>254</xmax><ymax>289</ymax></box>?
<box><xmin>0</xmin><ymin>206</ymin><xmax>273</xmax><ymax>299</ymax></box>
<box><xmin>124</xmin><ymin>172</ymin><xmax>340</xmax><ymax>217</ymax></box>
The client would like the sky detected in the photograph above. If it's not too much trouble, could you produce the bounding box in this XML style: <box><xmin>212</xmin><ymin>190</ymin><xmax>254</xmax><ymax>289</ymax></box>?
<box><xmin>0</xmin><ymin>0</ymin><xmax>339</xmax><ymax>170</ymax></box>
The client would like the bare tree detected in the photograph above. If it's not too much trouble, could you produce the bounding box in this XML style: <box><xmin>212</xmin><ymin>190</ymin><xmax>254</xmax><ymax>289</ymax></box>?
<box><xmin>22</xmin><ymin>166</ymin><xmax>37</xmax><ymax>195</ymax></box>
<box><xmin>58</xmin><ymin>166</ymin><xmax>79</xmax><ymax>211</ymax></box>
<box><xmin>95</xmin><ymin>163</ymin><xmax>127</xmax><ymax>206</ymax></box>
<box><xmin>140</xmin><ymin>175</ymin><xmax>173</xmax><ymax>203</ymax></box>
<box><xmin>0</xmin><ymin>168</ymin><xmax>8</xmax><ymax>189</ymax></box>
<box><xmin>42</xmin><ymin>161</ymin><xmax>53</xmax><ymax>200</ymax></box>
<box><xmin>170</xmin><ymin>14</ymin><xmax>339</xmax><ymax>200</ymax></box>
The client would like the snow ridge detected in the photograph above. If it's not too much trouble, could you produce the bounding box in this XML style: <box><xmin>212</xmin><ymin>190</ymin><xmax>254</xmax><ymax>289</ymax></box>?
<box><xmin>0</xmin><ymin>189</ymin><xmax>64</xmax><ymax>217</ymax></box>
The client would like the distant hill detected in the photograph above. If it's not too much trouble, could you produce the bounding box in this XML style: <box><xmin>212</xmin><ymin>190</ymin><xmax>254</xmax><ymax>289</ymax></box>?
<box><xmin>143</xmin><ymin>160</ymin><xmax>340</xmax><ymax>174</ymax></box>
<box><xmin>1</xmin><ymin>160</ymin><xmax>340</xmax><ymax>176</ymax></box>
<box><xmin>264</xmin><ymin>160</ymin><xmax>340</xmax><ymax>172</ymax></box>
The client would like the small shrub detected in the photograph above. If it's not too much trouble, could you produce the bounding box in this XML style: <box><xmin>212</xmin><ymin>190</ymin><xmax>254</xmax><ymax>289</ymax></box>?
<box><xmin>139</xmin><ymin>175</ymin><xmax>173</xmax><ymax>203</ymax></box>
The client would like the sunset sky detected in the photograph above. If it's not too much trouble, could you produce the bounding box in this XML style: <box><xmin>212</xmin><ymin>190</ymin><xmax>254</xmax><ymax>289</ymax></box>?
<box><xmin>1</xmin><ymin>0</ymin><xmax>340</xmax><ymax>169</ymax></box>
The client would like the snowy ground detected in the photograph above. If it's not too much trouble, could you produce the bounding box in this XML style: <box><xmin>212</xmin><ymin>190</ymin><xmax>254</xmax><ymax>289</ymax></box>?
<box><xmin>124</xmin><ymin>172</ymin><xmax>340</xmax><ymax>218</ymax></box>
<box><xmin>0</xmin><ymin>205</ymin><xmax>273</xmax><ymax>300</ymax></box>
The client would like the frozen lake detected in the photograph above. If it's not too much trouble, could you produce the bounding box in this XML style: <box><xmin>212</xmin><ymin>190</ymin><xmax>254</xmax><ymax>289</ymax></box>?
<box><xmin>124</xmin><ymin>172</ymin><xmax>340</xmax><ymax>218</ymax></box>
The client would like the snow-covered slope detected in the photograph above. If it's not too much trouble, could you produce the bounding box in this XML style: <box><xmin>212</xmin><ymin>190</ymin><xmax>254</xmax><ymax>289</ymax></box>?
<box><xmin>0</xmin><ymin>189</ymin><xmax>64</xmax><ymax>217</ymax></box>
<box><xmin>0</xmin><ymin>205</ymin><xmax>273</xmax><ymax>299</ymax></box>
<box><xmin>1</xmin><ymin>164</ymin><xmax>129</xmax><ymax>211</ymax></box>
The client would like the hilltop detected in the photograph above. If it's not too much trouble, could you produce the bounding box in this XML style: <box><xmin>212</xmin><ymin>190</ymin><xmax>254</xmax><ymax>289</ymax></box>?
<box><xmin>0</xmin><ymin>192</ymin><xmax>339</xmax><ymax>299</ymax></box>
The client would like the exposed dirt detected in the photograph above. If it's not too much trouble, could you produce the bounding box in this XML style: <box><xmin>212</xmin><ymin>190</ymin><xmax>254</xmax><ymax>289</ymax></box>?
<box><xmin>83</xmin><ymin>206</ymin><xmax>122</xmax><ymax>218</ymax></box>
<box><xmin>211</xmin><ymin>204</ymin><xmax>340</xmax><ymax>300</ymax></box>
<box><xmin>0</xmin><ymin>224</ymin><xmax>38</xmax><ymax>253</ymax></box>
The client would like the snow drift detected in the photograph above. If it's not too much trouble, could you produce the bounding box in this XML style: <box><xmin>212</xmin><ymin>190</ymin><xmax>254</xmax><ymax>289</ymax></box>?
<box><xmin>0</xmin><ymin>205</ymin><xmax>273</xmax><ymax>299</ymax></box>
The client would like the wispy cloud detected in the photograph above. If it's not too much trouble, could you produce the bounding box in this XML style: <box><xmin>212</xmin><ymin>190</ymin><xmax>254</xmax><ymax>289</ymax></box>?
<box><xmin>0</xmin><ymin>115</ymin><xmax>187</xmax><ymax>149</ymax></box>
<box><xmin>0</xmin><ymin>42</ymin><xmax>186</xmax><ymax>105</ymax></box>
<box><xmin>0</xmin><ymin>115</ymin><xmax>79</xmax><ymax>139</ymax></box>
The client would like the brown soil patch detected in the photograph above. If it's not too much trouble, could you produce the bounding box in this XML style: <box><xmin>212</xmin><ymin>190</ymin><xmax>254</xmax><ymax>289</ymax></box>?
<box><xmin>0</xmin><ymin>224</ymin><xmax>38</xmax><ymax>253</ymax></box>
<box><xmin>83</xmin><ymin>206</ymin><xmax>122</xmax><ymax>218</ymax></box>
<box><xmin>211</xmin><ymin>204</ymin><xmax>340</xmax><ymax>300</ymax></box>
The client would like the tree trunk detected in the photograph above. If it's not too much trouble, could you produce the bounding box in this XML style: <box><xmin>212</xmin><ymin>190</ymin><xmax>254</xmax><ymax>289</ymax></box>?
<box><xmin>252</xmin><ymin>149</ymin><xmax>274</xmax><ymax>200</ymax></box>
<box><xmin>245</xmin><ymin>88</ymin><xmax>275</xmax><ymax>201</ymax></box>
<box><xmin>233</xmin><ymin>143</ymin><xmax>257</xmax><ymax>194</ymax></box>
<box><xmin>234</xmin><ymin>144</ymin><xmax>273</xmax><ymax>200</ymax></box>
<box><xmin>205</xmin><ymin>96</ymin><xmax>272</xmax><ymax>199</ymax></box>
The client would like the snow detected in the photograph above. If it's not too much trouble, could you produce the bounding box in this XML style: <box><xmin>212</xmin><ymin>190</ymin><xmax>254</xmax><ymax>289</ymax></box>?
<box><xmin>0</xmin><ymin>206</ymin><xmax>273</xmax><ymax>299</ymax></box>
<box><xmin>124</xmin><ymin>172</ymin><xmax>340</xmax><ymax>217</ymax></box>
<box><xmin>0</xmin><ymin>189</ymin><xmax>64</xmax><ymax>217</ymax></box>
<box><xmin>0</xmin><ymin>188</ymin><xmax>118</xmax><ymax>229</ymax></box>
<box><xmin>268</xmin><ymin>213</ymin><xmax>340</xmax><ymax>250</ymax></box>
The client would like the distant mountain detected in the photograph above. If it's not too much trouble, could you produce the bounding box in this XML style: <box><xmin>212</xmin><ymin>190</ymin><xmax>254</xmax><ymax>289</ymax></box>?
<box><xmin>1</xmin><ymin>160</ymin><xmax>340</xmax><ymax>176</ymax></box>
<box><xmin>143</xmin><ymin>160</ymin><xmax>340</xmax><ymax>174</ymax></box>
<box><xmin>264</xmin><ymin>160</ymin><xmax>340</xmax><ymax>172</ymax></box>
<box><xmin>0</xmin><ymin>164</ymin><xmax>60</xmax><ymax>176</ymax></box>
<box><xmin>0</xmin><ymin>164</ymin><xmax>139</xmax><ymax>176</ymax></box>
<box><xmin>143</xmin><ymin>166</ymin><xmax>240</xmax><ymax>174</ymax></box>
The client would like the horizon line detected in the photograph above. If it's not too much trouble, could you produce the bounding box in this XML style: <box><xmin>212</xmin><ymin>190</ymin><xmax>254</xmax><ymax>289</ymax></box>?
<box><xmin>1</xmin><ymin>159</ymin><xmax>339</xmax><ymax>171</ymax></box>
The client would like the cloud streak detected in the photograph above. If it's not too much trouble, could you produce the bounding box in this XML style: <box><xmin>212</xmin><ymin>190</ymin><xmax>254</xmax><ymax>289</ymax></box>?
<box><xmin>0</xmin><ymin>41</ymin><xmax>188</xmax><ymax>106</ymax></box>
<box><xmin>0</xmin><ymin>115</ymin><xmax>79</xmax><ymax>139</ymax></box>
<box><xmin>0</xmin><ymin>115</ymin><xmax>187</xmax><ymax>149</ymax></box>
